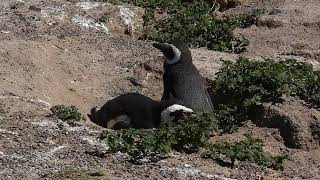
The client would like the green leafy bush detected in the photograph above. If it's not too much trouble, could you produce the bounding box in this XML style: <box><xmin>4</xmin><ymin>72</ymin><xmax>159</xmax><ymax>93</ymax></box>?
<box><xmin>99</xmin><ymin>113</ymin><xmax>216</xmax><ymax>163</ymax></box>
<box><xmin>97</xmin><ymin>0</ymin><xmax>262</xmax><ymax>53</ymax></box>
<box><xmin>170</xmin><ymin>113</ymin><xmax>217</xmax><ymax>153</ymax></box>
<box><xmin>203</xmin><ymin>134</ymin><xmax>287</xmax><ymax>170</ymax></box>
<box><xmin>99</xmin><ymin>114</ymin><xmax>287</xmax><ymax>169</ymax></box>
<box><xmin>301</xmin><ymin>71</ymin><xmax>320</xmax><ymax>106</ymax></box>
<box><xmin>210</xmin><ymin>58</ymin><xmax>319</xmax><ymax>131</ymax></box>
<box><xmin>50</xmin><ymin>105</ymin><xmax>82</xmax><ymax>125</ymax></box>
<box><xmin>212</xmin><ymin>104</ymin><xmax>241</xmax><ymax>132</ymax></box>
<box><xmin>143</xmin><ymin>7</ymin><xmax>261</xmax><ymax>53</ymax></box>
<box><xmin>100</xmin><ymin>128</ymin><xmax>168</xmax><ymax>163</ymax></box>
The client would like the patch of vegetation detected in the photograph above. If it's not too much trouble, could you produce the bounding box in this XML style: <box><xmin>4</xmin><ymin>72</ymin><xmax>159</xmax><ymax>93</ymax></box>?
<box><xmin>99</xmin><ymin>113</ymin><xmax>216</xmax><ymax>164</ymax></box>
<box><xmin>98</xmin><ymin>0</ymin><xmax>262</xmax><ymax>53</ymax></box>
<box><xmin>99</xmin><ymin>113</ymin><xmax>287</xmax><ymax>170</ymax></box>
<box><xmin>301</xmin><ymin>70</ymin><xmax>320</xmax><ymax>106</ymax></box>
<box><xmin>143</xmin><ymin>7</ymin><xmax>261</xmax><ymax>53</ymax></box>
<box><xmin>202</xmin><ymin>134</ymin><xmax>287</xmax><ymax>170</ymax></box>
<box><xmin>50</xmin><ymin>105</ymin><xmax>82</xmax><ymax>126</ymax></box>
<box><xmin>210</xmin><ymin>58</ymin><xmax>320</xmax><ymax>131</ymax></box>
<box><xmin>44</xmin><ymin>169</ymin><xmax>106</xmax><ymax>180</ymax></box>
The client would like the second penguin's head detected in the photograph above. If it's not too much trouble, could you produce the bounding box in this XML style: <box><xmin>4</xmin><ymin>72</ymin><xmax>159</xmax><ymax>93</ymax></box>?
<box><xmin>153</xmin><ymin>40</ymin><xmax>192</xmax><ymax>65</ymax></box>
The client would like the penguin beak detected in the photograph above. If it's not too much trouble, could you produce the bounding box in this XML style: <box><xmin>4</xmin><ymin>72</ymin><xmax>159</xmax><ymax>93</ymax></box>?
<box><xmin>88</xmin><ymin>106</ymin><xmax>99</xmax><ymax>121</ymax></box>
<box><xmin>152</xmin><ymin>42</ymin><xmax>171</xmax><ymax>52</ymax></box>
<box><xmin>87</xmin><ymin>114</ymin><xmax>92</xmax><ymax>120</ymax></box>
<box><xmin>153</xmin><ymin>42</ymin><xmax>182</xmax><ymax>65</ymax></box>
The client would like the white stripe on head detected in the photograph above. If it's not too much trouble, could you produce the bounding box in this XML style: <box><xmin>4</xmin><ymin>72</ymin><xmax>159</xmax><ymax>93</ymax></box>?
<box><xmin>165</xmin><ymin>43</ymin><xmax>181</xmax><ymax>65</ymax></box>
<box><xmin>161</xmin><ymin>104</ymin><xmax>193</xmax><ymax>123</ymax></box>
<box><xmin>107</xmin><ymin>115</ymin><xmax>131</xmax><ymax>129</ymax></box>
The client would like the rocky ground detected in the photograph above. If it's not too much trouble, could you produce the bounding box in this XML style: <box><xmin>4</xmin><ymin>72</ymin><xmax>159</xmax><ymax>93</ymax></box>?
<box><xmin>0</xmin><ymin>0</ymin><xmax>320</xmax><ymax>179</ymax></box>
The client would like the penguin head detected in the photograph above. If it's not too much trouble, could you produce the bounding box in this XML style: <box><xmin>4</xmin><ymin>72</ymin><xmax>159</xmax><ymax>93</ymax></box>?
<box><xmin>88</xmin><ymin>106</ymin><xmax>108</xmax><ymax>126</ymax></box>
<box><xmin>87</xmin><ymin>106</ymin><xmax>99</xmax><ymax>123</ymax></box>
<box><xmin>161</xmin><ymin>104</ymin><xmax>194</xmax><ymax>124</ymax></box>
<box><xmin>153</xmin><ymin>40</ymin><xmax>192</xmax><ymax>65</ymax></box>
<box><xmin>88</xmin><ymin>106</ymin><xmax>132</xmax><ymax>129</ymax></box>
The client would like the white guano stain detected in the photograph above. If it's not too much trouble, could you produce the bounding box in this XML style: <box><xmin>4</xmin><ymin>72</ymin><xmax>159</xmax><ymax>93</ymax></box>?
<box><xmin>160</xmin><ymin>165</ymin><xmax>236</xmax><ymax>180</ymax></box>
<box><xmin>76</xmin><ymin>2</ymin><xmax>100</xmax><ymax>10</ymax></box>
<box><xmin>72</xmin><ymin>15</ymin><xmax>110</xmax><ymax>33</ymax></box>
<box><xmin>0</xmin><ymin>128</ymin><xmax>18</xmax><ymax>135</ymax></box>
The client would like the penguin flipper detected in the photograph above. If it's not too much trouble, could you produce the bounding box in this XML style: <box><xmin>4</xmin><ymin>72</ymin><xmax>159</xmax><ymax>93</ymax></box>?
<box><xmin>161</xmin><ymin>72</ymin><xmax>173</xmax><ymax>101</ymax></box>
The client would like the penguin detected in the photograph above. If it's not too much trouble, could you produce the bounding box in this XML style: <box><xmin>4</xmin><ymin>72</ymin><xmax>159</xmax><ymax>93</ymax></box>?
<box><xmin>152</xmin><ymin>40</ymin><xmax>214</xmax><ymax>113</ymax></box>
<box><xmin>87</xmin><ymin>92</ymin><xmax>182</xmax><ymax>130</ymax></box>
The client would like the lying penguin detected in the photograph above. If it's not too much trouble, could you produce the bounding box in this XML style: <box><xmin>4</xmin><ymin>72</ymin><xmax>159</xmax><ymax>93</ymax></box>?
<box><xmin>153</xmin><ymin>40</ymin><xmax>214</xmax><ymax>113</ymax></box>
<box><xmin>87</xmin><ymin>93</ymin><xmax>193</xmax><ymax>130</ymax></box>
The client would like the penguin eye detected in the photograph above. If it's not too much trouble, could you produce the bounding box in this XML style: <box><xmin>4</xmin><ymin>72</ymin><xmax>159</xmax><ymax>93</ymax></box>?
<box><xmin>165</xmin><ymin>47</ymin><xmax>176</xmax><ymax>60</ymax></box>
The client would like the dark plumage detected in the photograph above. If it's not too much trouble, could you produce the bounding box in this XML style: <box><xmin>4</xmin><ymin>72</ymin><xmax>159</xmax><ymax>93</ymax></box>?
<box><xmin>153</xmin><ymin>40</ymin><xmax>214</xmax><ymax>113</ymax></box>
<box><xmin>87</xmin><ymin>93</ymin><xmax>177</xmax><ymax>130</ymax></box>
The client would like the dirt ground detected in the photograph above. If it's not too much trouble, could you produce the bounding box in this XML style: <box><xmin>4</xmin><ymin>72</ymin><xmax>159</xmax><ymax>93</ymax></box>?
<box><xmin>0</xmin><ymin>0</ymin><xmax>320</xmax><ymax>179</ymax></box>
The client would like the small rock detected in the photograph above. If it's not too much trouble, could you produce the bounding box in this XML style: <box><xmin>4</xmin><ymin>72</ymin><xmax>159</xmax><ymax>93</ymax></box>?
<box><xmin>128</xmin><ymin>77</ymin><xmax>142</xmax><ymax>87</ymax></box>
<box><xmin>29</xmin><ymin>5</ymin><xmax>41</xmax><ymax>12</ymax></box>
<box><xmin>9</xmin><ymin>2</ymin><xmax>25</xmax><ymax>10</ymax></box>
<box><xmin>311</xmin><ymin>109</ymin><xmax>320</xmax><ymax>121</ymax></box>
<box><xmin>1</xmin><ymin>31</ymin><xmax>10</xmax><ymax>34</ymax></box>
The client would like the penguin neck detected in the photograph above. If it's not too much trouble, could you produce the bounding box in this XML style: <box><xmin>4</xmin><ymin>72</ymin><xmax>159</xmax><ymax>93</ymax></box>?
<box><xmin>165</xmin><ymin>44</ymin><xmax>182</xmax><ymax>65</ymax></box>
<box><xmin>164</xmin><ymin>57</ymin><xmax>194</xmax><ymax>73</ymax></box>
<box><xmin>160</xmin><ymin>100</ymin><xmax>175</xmax><ymax>111</ymax></box>
<box><xmin>151</xmin><ymin>101</ymin><xmax>173</xmax><ymax>127</ymax></box>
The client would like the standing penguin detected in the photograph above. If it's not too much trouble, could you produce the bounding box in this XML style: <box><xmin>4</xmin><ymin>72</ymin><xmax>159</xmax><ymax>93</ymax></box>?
<box><xmin>153</xmin><ymin>40</ymin><xmax>214</xmax><ymax>113</ymax></box>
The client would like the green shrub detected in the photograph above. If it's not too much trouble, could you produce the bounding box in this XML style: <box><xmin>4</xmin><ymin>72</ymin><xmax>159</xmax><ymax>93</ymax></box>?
<box><xmin>99</xmin><ymin>114</ymin><xmax>287</xmax><ymax>169</ymax></box>
<box><xmin>100</xmin><ymin>128</ymin><xmax>168</xmax><ymax>163</ymax></box>
<box><xmin>142</xmin><ymin>4</ymin><xmax>261</xmax><ymax>53</ymax></box>
<box><xmin>212</xmin><ymin>104</ymin><xmax>241</xmax><ymax>132</ymax></box>
<box><xmin>50</xmin><ymin>105</ymin><xmax>82</xmax><ymax>125</ymax></box>
<box><xmin>99</xmin><ymin>113</ymin><xmax>216</xmax><ymax>163</ymax></box>
<box><xmin>171</xmin><ymin>113</ymin><xmax>217</xmax><ymax>152</ymax></box>
<box><xmin>210</xmin><ymin>58</ymin><xmax>319</xmax><ymax>131</ymax></box>
<box><xmin>203</xmin><ymin>134</ymin><xmax>287</xmax><ymax>170</ymax></box>
<box><xmin>97</xmin><ymin>0</ymin><xmax>262</xmax><ymax>53</ymax></box>
<box><xmin>301</xmin><ymin>71</ymin><xmax>320</xmax><ymax>106</ymax></box>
